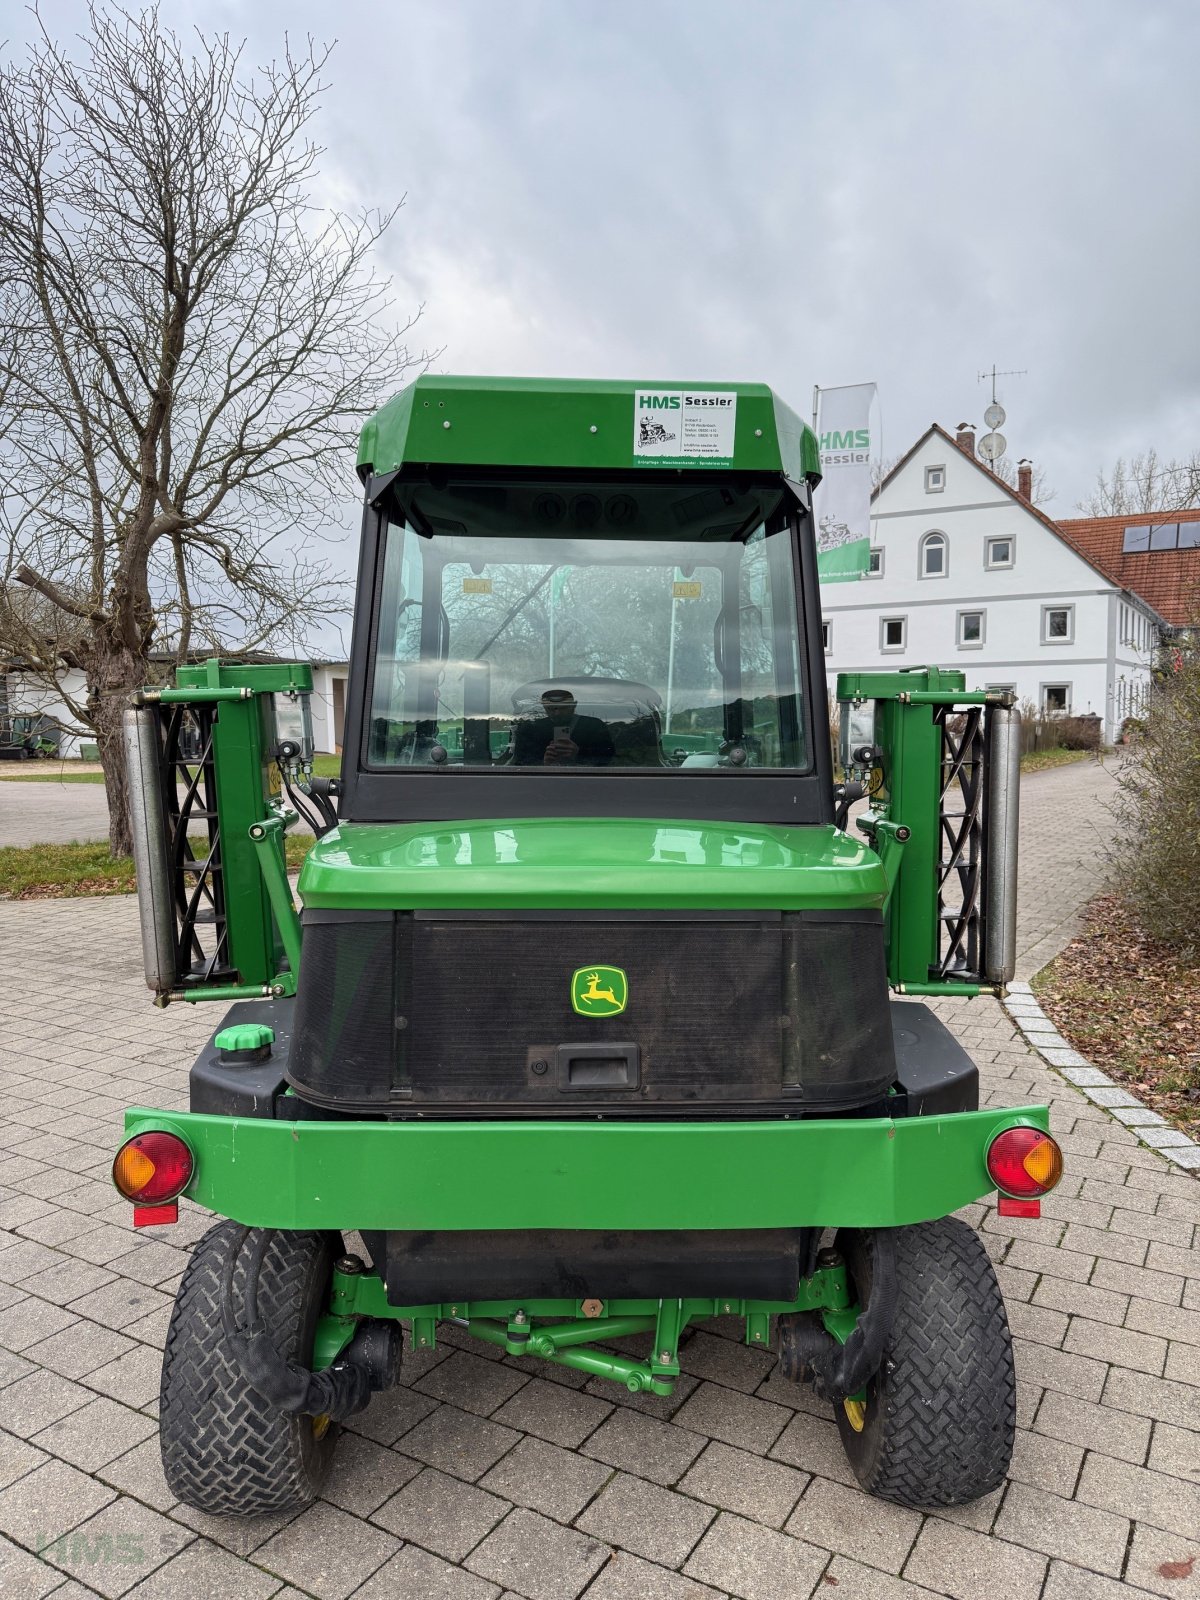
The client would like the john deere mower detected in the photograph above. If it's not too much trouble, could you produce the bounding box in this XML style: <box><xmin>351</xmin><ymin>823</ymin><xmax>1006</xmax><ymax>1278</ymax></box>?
<box><xmin>113</xmin><ymin>376</ymin><xmax>1061</xmax><ymax>1515</ymax></box>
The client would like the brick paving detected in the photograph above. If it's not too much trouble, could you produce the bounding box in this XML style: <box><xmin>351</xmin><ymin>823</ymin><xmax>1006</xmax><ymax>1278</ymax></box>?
<box><xmin>1</xmin><ymin>758</ymin><xmax>1198</xmax><ymax>1599</ymax></box>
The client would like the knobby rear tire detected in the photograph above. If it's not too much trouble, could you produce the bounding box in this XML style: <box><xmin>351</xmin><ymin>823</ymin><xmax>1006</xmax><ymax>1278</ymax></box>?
<box><xmin>833</xmin><ymin>1216</ymin><xmax>1016</xmax><ymax>1508</ymax></box>
<box><xmin>159</xmin><ymin>1220</ymin><xmax>342</xmax><ymax>1515</ymax></box>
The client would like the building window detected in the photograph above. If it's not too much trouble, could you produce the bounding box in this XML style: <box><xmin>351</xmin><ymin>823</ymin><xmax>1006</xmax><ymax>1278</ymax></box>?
<box><xmin>1042</xmin><ymin>604</ymin><xmax>1074</xmax><ymax>644</ymax></box>
<box><xmin>919</xmin><ymin>531</ymin><xmax>947</xmax><ymax>578</ymax></box>
<box><xmin>986</xmin><ymin>683</ymin><xmax>1016</xmax><ymax>694</ymax></box>
<box><xmin>880</xmin><ymin>615</ymin><xmax>907</xmax><ymax>652</ymax></box>
<box><xmin>957</xmin><ymin>609</ymin><xmax>985</xmax><ymax>647</ymax></box>
<box><xmin>1042</xmin><ymin>683</ymin><xmax>1071</xmax><ymax>714</ymax></box>
<box><xmin>985</xmin><ymin>536</ymin><xmax>1014</xmax><ymax>570</ymax></box>
<box><xmin>1122</xmin><ymin>521</ymin><xmax>1200</xmax><ymax>552</ymax></box>
<box><xmin>822</xmin><ymin>620</ymin><xmax>832</xmax><ymax>654</ymax></box>
<box><xmin>1122</xmin><ymin>525</ymin><xmax>1150</xmax><ymax>553</ymax></box>
<box><xmin>866</xmin><ymin>546</ymin><xmax>884</xmax><ymax>578</ymax></box>
<box><xmin>925</xmin><ymin>465</ymin><xmax>946</xmax><ymax>493</ymax></box>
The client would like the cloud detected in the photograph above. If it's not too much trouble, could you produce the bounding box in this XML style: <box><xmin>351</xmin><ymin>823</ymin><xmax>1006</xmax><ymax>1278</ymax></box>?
<box><xmin>15</xmin><ymin>0</ymin><xmax>1199</xmax><ymax>526</ymax></box>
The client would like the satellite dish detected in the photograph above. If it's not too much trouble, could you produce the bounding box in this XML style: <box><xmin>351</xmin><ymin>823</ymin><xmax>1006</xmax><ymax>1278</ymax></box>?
<box><xmin>978</xmin><ymin>431</ymin><xmax>1006</xmax><ymax>462</ymax></box>
<box><xmin>984</xmin><ymin>402</ymin><xmax>1007</xmax><ymax>429</ymax></box>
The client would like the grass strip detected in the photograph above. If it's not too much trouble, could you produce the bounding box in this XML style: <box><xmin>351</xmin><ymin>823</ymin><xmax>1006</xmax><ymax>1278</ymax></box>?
<box><xmin>0</xmin><ymin>833</ymin><xmax>314</xmax><ymax>899</ymax></box>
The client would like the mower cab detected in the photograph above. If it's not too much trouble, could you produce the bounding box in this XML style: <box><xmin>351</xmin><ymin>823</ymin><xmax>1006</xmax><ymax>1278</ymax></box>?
<box><xmin>114</xmin><ymin>376</ymin><xmax>1060</xmax><ymax>1516</ymax></box>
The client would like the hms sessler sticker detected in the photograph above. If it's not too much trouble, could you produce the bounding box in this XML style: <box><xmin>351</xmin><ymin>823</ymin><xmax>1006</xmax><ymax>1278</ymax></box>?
<box><xmin>633</xmin><ymin>389</ymin><xmax>736</xmax><ymax>463</ymax></box>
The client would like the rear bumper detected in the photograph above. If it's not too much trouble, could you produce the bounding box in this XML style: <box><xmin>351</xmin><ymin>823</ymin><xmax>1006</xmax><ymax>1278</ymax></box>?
<box><xmin>120</xmin><ymin>1103</ymin><xmax>1048</xmax><ymax>1231</ymax></box>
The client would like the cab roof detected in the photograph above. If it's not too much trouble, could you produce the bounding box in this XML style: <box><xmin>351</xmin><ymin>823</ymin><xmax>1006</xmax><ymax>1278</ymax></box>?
<box><xmin>357</xmin><ymin>374</ymin><xmax>821</xmax><ymax>485</ymax></box>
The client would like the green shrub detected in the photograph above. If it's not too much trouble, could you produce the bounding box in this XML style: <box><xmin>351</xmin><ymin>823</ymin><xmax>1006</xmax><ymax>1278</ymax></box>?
<box><xmin>1113</xmin><ymin>652</ymin><xmax>1200</xmax><ymax>954</ymax></box>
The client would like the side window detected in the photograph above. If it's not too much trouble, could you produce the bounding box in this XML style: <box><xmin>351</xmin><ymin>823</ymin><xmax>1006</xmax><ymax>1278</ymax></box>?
<box><xmin>1042</xmin><ymin>604</ymin><xmax>1074</xmax><ymax>644</ymax></box>
<box><xmin>919</xmin><ymin>531</ymin><xmax>947</xmax><ymax>578</ymax></box>
<box><xmin>880</xmin><ymin>615</ymin><xmax>907</xmax><ymax>652</ymax></box>
<box><xmin>985</xmin><ymin>536</ymin><xmax>1014</xmax><ymax>570</ymax></box>
<box><xmin>957</xmin><ymin>609</ymin><xmax>985</xmax><ymax>647</ymax></box>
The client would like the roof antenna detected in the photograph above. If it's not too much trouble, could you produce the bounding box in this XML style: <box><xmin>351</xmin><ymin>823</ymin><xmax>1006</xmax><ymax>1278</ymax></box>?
<box><xmin>975</xmin><ymin>365</ymin><xmax>1027</xmax><ymax>472</ymax></box>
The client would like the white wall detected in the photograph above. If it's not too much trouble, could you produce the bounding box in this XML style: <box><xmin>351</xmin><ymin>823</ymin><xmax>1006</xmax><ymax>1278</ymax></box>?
<box><xmin>310</xmin><ymin>664</ymin><xmax>348</xmax><ymax>755</ymax></box>
<box><xmin>4</xmin><ymin>659</ymin><xmax>355</xmax><ymax>761</ymax></box>
<box><xmin>3</xmin><ymin>668</ymin><xmax>90</xmax><ymax>758</ymax></box>
<box><xmin>819</xmin><ymin>431</ymin><xmax>1158</xmax><ymax>741</ymax></box>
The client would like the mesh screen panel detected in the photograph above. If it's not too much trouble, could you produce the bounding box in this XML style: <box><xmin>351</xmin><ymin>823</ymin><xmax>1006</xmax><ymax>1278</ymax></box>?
<box><xmin>290</xmin><ymin>916</ymin><xmax>397</xmax><ymax>1102</ymax></box>
<box><xmin>287</xmin><ymin>911</ymin><xmax>895</xmax><ymax>1113</ymax></box>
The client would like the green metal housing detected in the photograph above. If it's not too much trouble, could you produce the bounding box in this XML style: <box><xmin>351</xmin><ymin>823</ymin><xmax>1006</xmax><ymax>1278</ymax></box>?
<box><xmin>144</xmin><ymin>658</ymin><xmax>311</xmax><ymax>1001</ymax></box>
<box><xmin>836</xmin><ymin>667</ymin><xmax>1015</xmax><ymax>996</ymax></box>
<box><xmin>356</xmin><ymin>374</ymin><xmax>822</xmax><ymax>482</ymax></box>
<box><xmin>123</xmin><ymin>1104</ymin><xmax>1048</xmax><ymax>1234</ymax></box>
<box><xmin>298</xmin><ymin>815</ymin><xmax>890</xmax><ymax>911</ymax></box>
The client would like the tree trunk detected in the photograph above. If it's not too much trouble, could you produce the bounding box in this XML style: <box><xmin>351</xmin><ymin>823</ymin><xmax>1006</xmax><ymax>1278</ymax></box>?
<box><xmin>88</xmin><ymin>648</ymin><xmax>146</xmax><ymax>859</ymax></box>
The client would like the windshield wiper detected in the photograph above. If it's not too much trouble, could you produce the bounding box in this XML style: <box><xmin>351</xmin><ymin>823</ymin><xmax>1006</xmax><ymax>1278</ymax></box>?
<box><xmin>473</xmin><ymin>565</ymin><xmax>558</xmax><ymax>660</ymax></box>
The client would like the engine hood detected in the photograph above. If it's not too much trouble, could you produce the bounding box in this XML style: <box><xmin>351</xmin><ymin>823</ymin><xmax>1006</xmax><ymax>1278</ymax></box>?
<box><xmin>298</xmin><ymin>816</ymin><xmax>888</xmax><ymax>912</ymax></box>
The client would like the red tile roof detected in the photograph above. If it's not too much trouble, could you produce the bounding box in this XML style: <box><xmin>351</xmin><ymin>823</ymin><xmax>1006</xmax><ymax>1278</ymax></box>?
<box><xmin>1055</xmin><ymin>510</ymin><xmax>1200</xmax><ymax>626</ymax></box>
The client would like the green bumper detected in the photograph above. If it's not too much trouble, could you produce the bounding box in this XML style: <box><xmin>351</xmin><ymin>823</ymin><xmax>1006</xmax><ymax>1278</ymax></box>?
<box><xmin>121</xmin><ymin>1105</ymin><xmax>1049</xmax><ymax>1230</ymax></box>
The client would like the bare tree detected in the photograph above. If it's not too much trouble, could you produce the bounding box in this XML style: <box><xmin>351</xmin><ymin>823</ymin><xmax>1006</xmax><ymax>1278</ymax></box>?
<box><xmin>1077</xmin><ymin>449</ymin><xmax>1200</xmax><ymax>515</ymax></box>
<box><xmin>0</xmin><ymin>5</ymin><xmax>429</xmax><ymax>852</ymax></box>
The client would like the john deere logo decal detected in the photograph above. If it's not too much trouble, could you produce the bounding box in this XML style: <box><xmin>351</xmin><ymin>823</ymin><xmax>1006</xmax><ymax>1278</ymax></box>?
<box><xmin>571</xmin><ymin>966</ymin><xmax>628</xmax><ymax>1017</ymax></box>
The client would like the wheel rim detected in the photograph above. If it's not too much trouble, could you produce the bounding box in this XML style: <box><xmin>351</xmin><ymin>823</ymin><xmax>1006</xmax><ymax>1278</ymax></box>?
<box><xmin>843</xmin><ymin>1397</ymin><xmax>867</xmax><ymax>1432</ymax></box>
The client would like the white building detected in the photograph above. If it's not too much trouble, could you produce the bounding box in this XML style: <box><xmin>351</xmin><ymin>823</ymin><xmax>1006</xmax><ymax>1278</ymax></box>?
<box><xmin>819</xmin><ymin>423</ymin><xmax>1164</xmax><ymax>743</ymax></box>
<box><xmin>309</xmin><ymin>660</ymin><xmax>349</xmax><ymax>755</ymax></box>
<box><xmin>1</xmin><ymin>663</ymin><xmax>91</xmax><ymax>757</ymax></box>
<box><xmin>2</xmin><ymin>656</ymin><xmax>350</xmax><ymax>759</ymax></box>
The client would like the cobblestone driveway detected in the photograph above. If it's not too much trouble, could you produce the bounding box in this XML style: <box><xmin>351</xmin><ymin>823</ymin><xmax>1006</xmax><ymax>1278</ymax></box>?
<box><xmin>2</xmin><ymin>758</ymin><xmax>1198</xmax><ymax>1599</ymax></box>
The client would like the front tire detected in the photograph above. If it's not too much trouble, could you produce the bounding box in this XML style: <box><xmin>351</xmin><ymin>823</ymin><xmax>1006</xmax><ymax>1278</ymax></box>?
<box><xmin>160</xmin><ymin>1221</ymin><xmax>342</xmax><ymax>1515</ymax></box>
<box><xmin>833</xmin><ymin>1217</ymin><xmax>1015</xmax><ymax>1508</ymax></box>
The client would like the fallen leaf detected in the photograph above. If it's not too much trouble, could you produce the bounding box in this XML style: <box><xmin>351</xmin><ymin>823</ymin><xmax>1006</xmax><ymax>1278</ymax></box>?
<box><xmin>1157</xmin><ymin>1554</ymin><xmax>1196</xmax><ymax>1580</ymax></box>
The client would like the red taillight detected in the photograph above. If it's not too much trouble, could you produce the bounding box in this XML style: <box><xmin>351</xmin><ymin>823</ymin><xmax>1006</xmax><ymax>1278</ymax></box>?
<box><xmin>986</xmin><ymin>1126</ymin><xmax>1063</xmax><ymax>1199</ymax></box>
<box><xmin>112</xmin><ymin>1131</ymin><xmax>193</xmax><ymax>1205</ymax></box>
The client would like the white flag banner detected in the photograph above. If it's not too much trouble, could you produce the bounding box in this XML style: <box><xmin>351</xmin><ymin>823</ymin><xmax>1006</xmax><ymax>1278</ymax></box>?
<box><xmin>815</xmin><ymin>383</ymin><xmax>877</xmax><ymax>582</ymax></box>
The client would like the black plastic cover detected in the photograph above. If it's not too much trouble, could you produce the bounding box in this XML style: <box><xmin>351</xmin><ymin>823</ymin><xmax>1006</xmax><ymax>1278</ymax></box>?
<box><xmin>189</xmin><ymin>997</ymin><xmax>294</xmax><ymax>1118</ymax></box>
<box><xmin>889</xmin><ymin>999</ymin><xmax>979</xmax><ymax>1116</ymax></box>
<box><xmin>376</xmin><ymin>1227</ymin><xmax>818</xmax><ymax>1302</ymax></box>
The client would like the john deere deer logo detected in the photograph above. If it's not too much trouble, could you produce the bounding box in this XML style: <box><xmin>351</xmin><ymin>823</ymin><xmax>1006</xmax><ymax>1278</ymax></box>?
<box><xmin>570</xmin><ymin>965</ymin><xmax>628</xmax><ymax>1017</ymax></box>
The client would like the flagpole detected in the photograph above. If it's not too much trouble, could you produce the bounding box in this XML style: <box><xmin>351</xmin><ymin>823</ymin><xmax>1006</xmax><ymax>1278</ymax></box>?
<box><xmin>665</xmin><ymin>573</ymin><xmax>678</xmax><ymax>733</ymax></box>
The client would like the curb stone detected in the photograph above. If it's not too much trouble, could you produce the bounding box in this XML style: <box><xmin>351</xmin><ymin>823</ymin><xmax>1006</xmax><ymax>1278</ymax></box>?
<box><xmin>1003</xmin><ymin>982</ymin><xmax>1200</xmax><ymax>1174</ymax></box>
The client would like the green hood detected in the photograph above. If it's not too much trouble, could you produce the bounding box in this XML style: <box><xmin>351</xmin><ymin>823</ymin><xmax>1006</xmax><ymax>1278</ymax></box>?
<box><xmin>298</xmin><ymin>816</ymin><xmax>887</xmax><ymax>912</ymax></box>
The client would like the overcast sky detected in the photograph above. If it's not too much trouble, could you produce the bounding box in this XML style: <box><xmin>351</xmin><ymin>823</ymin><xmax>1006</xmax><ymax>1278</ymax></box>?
<box><xmin>6</xmin><ymin>0</ymin><xmax>1199</xmax><ymax>638</ymax></box>
<box><xmin>300</xmin><ymin>0</ymin><xmax>1199</xmax><ymax>508</ymax></box>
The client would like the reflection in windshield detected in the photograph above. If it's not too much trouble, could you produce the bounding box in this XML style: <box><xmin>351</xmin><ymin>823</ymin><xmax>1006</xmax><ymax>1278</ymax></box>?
<box><xmin>367</xmin><ymin>478</ymin><xmax>810</xmax><ymax>773</ymax></box>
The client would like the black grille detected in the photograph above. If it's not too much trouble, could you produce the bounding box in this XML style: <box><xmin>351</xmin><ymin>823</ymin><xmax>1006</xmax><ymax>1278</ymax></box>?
<box><xmin>290</xmin><ymin>912</ymin><xmax>398</xmax><ymax>1103</ymax></box>
<box><xmin>289</xmin><ymin>909</ymin><xmax>895</xmax><ymax>1115</ymax></box>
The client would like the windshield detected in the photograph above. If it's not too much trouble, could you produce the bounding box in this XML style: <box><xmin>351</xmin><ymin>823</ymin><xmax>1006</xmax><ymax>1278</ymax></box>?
<box><xmin>366</xmin><ymin>477</ymin><xmax>810</xmax><ymax>773</ymax></box>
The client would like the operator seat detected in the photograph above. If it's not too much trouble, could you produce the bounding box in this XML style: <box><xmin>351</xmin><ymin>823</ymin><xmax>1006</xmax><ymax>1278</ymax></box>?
<box><xmin>511</xmin><ymin>677</ymin><xmax>666</xmax><ymax>766</ymax></box>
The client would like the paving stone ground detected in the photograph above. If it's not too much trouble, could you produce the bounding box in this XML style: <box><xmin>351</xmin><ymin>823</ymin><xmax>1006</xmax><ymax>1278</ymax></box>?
<box><xmin>2</xmin><ymin>756</ymin><xmax>1198</xmax><ymax>1599</ymax></box>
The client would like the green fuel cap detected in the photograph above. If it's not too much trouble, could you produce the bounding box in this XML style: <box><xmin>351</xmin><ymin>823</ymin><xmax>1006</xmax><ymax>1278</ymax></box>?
<box><xmin>215</xmin><ymin>1023</ymin><xmax>275</xmax><ymax>1058</ymax></box>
